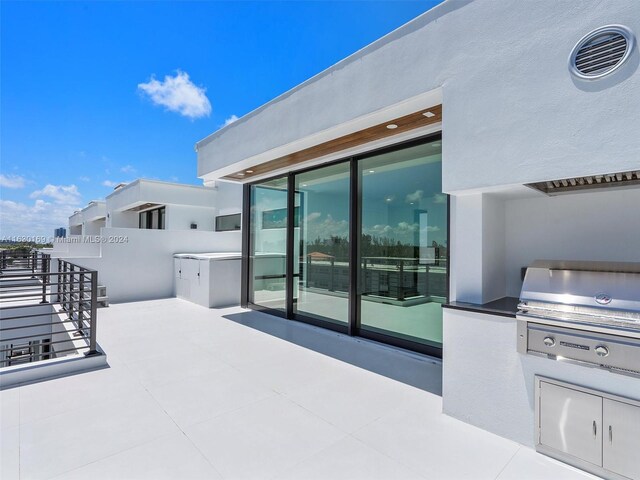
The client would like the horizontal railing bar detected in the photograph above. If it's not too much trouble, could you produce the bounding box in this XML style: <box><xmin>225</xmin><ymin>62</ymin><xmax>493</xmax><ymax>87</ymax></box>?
<box><xmin>0</xmin><ymin>277</ymin><xmax>92</xmax><ymax>284</ymax></box>
<box><xmin>0</xmin><ymin>293</ymin><xmax>92</xmax><ymax>303</ymax></box>
<box><xmin>0</xmin><ymin>316</ymin><xmax>93</xmax><ymax>332</ymax></box>
<box><xmin>0</xmin><ymin>309</ymin><xmax>91</xmax><ymax>322</ymax></box>
<box><xmin>0</xmin><ymin>291</ymin><xmax>92</xmax><ymax>301</ymax></box>
<box><xmin>0</xmin><ymin>299</ymin><xmax>92</xmax><ymax>311</ymax></box>
<box><xmin>0</xmin><ymin>269</ymin><xmax>96</xmax><ymax>278</ymax></box>
<box><xmin>0</xmin><ymin>277</ymin><xmax>92</xmax><ymax>285</ymax></box>
<box><xmin>0</xmin><ymin>336</ymin><xmax>91</xmax><ymax>354</ymax></box>
<box><xmin>0</xmin><ymin>346</ymin><xmax>91</xmax><ymax>366</ymax></box>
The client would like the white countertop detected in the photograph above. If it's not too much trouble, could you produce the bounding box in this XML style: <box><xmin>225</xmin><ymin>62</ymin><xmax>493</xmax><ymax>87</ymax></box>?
<box><xmin>174</xmin><ymin>252</ymin><xmax>241</xmax><ymax>260</ymax></box>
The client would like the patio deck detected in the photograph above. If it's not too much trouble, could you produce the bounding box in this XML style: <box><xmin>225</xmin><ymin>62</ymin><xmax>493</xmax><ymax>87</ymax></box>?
<box><xmin>1</xmin><ymin>298</ymin><xmax>595</xmax><ymax>479</ymax></box>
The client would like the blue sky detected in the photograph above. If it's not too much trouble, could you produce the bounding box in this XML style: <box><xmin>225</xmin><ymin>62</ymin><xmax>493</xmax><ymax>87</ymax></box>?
<box><xmin>1</xmin><ymin>1</ymin><xmax>441</xmax><ymax>238</ymax></box>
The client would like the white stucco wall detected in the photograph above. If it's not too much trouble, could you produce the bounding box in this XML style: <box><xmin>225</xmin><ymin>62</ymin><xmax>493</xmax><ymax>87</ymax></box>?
<box><xmin>504</xmin><ymin>187</ymin><xmax>640</xmax><ymax>297</ymax></box>
<box><xmin>442</xmin><ymin>309</ymin><xmax>640</xmax><ymax>447</ymax></box>
<box><xmin>165</xmin><ymin>205</ymin><xmax>216</xmax><ymax>231</ymax></box>
<box><xmin>62</xmin><ymin>227</ymin><xmax>242</xmax><ymax>303</ymax></box>
<box><xmin>197</xmin><ymin>0</ymin><xmax>640</xmax><ymax>194</ymax></box>
<box><xmin>450</xmin><ymin>187</ymin><xmax>640</xmax><ymax>303</ymax></box>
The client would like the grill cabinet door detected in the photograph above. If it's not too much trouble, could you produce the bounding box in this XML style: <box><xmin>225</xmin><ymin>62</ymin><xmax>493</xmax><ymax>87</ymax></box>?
<box><xmin>603</xmin><ymin>398</ymin><xmax>640</xmax><ymax>480</ymax></box>
<box><xmin>539</xmin><ymin>382</ymin><xmax>603</xmax><ymax>466</ymax></box>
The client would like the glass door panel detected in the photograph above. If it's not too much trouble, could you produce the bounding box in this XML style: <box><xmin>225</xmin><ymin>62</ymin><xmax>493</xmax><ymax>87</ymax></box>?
<box><xmin>249</xmin><ymin>177</ymin><xmax>288</xmax><ymax>312</ymax></box>
<box><xmin>293</xmin><ymin>162</ymin><xmax>350</xmax><ymax>325</ymax></box>
<box><xmin>357</xmin><ymin>140</ymin><xmax>446</xmax><ymax>347</ymax></box>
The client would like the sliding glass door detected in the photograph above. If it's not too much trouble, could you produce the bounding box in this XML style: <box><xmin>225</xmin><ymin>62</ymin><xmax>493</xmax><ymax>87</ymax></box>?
<box><xmin>248</xmin><ymin>176</ymin><xmax>288</xmax><ymax>313</ymax></box>
<box><xmin>357</xmin><ymin>141</ymin><xmax>446</xmax><ymax>349</ymax></box>
<box><xmin>245</xmin><ymin>135</ymin><xmax>446</xmax><ymax>355</ymax></box>
<box><xmin>293</xmin><ymin>162</ymin><xmax>351</xmax><ymax>327</ymax></box>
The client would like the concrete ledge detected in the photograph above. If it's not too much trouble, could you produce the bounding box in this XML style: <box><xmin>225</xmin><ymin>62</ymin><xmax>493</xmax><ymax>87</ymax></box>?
<box><xmin>0</xmin><ymin>346</ymin><xmax>107</xmax><ymax>390</ymax></box>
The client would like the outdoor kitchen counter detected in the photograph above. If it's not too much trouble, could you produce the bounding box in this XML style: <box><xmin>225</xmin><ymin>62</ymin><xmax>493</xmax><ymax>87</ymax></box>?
<box><xmin>442</xmin><ymin>296</ymin><xmax>519</xmax><ymax>318</ymax></box>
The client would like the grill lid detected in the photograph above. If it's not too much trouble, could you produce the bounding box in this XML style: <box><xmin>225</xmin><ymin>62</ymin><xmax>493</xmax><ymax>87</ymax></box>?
<box><xmin>519</xmin><ymin>260</ymin><xmax>640</xmax><ymax>330</ymax></box>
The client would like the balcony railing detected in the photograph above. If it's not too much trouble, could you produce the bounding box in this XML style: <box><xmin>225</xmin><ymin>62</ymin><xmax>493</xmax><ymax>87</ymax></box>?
<box><xmin>0</xmin><ymin>251</ymin><xmax>99</xmax><ymax>368</ymax></box>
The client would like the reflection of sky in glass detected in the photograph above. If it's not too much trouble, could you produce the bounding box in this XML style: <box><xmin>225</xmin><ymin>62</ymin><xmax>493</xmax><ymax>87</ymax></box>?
<box><xmin>253</xmin><ymin>144</ymin><xmax>446</xmax><ymax>248</ymax></box>
<box><xmin>361</xmin><ymin>159</ymin><xmax>446</xmax><ymax>246</ymax></box>
<box><xmin>295</xmin><ymin>147</ymin><xmax>445</xmax><ymax>247</ymax></box>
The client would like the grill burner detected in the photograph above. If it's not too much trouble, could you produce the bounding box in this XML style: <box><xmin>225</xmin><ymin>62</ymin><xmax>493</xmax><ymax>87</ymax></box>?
<box><xmin>517</xmin><ymin>260</ymin><xmax>640</xmax><ymax>376</ymax></box>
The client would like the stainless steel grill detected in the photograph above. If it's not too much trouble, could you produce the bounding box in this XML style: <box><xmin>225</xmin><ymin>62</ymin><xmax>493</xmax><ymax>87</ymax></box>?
<box><xmin>517</xmin><ymin>260</ymin><xmax>640</xmax><ymax>377</ymax></box>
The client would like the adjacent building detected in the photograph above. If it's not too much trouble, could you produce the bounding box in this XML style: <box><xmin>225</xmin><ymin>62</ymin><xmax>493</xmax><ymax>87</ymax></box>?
<box><xmin>53</xmin><ymin>227</ymin><xmax>66</xmax><ymax>238</ymax></box>
<box><xmin>51</xmin><ymin>178</ymin><xmax>243</xmax><ymax>303</ymax></box>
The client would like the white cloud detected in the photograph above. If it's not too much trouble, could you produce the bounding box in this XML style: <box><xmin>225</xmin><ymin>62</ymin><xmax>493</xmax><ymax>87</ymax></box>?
<box><xmin>304</xmin><ymin>212</ymin><xmax>322</xmax><ymax>223</ymax></box>
<box><xmin>0</xmin><ymin>174</ymin><xmax>26</xmax><ymax>189</ymax></box>
<box><xmin>30</xmin><ymin>184</ymin><xmax>81</xmax><ymax>205</ymax></box>
<box><xmin>405</xmin><ymin>190</ymin><xmax>424</xmax><ymax>203</ymax></box>
<box><xmin>223</xmin><ymin>114</ymin><xmax>239</xmax><ymax>126</ymax></box>
<box><xmin>432</xmin><ymin>193</ymin><xmax>447</xmax><ymax>204</ymax></box>
<box><xmin>102</xmin><ymin>180</ymin><xmax>118</xmax><ymax>188</ymax></box>
<box><xmin>78</xmin><ymin>176</ymin><xmax>91</xmax><ymax>182</ymax></box>
<box><xmin>0</xmin><ymin>199</ymin><xmax>77</xmax><ymax>238</ymax></box>
<box><xmin>121</xmin><ymin>165</ymin><xmax>136</xmax><ymax>173</ymax></box>
<box><xmin>138</xmin><ymin>70</ymin><xmax>211</xmax><ymax>119</ymax></box>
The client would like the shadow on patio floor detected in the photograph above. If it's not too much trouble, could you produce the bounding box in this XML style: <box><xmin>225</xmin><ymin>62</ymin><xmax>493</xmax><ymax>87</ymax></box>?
<box><xmin>223</xmin><ymin>309</ymin><xmax>442</xmax><ymax>395</ymax></box>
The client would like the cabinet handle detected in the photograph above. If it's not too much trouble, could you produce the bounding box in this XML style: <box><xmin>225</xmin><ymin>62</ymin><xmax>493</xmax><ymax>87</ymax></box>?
<box><xmin>593</xmin><ymin>420</ymin><xmax>597</xmax><ymax>438</ymax></box>
<box><xmin>609</xmin><ymin>425</ymin><xmax>612</xmax><ymax>444</ymax></box>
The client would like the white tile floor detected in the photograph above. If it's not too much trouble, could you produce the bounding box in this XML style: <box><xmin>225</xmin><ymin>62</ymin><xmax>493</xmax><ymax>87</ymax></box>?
<box><xmin>0</xmin><ymin>298</ymin><xmax>598</xmax><ymax>480</ymax></box>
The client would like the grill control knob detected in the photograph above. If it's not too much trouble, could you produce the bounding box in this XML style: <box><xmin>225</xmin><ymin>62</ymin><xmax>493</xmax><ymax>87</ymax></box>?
<box><xmin>595</xmin><ymin>345</ymin><xmax>609</xmax><ymax>357</ymax></box>
<box><xmin>543</xmin><ymin>336</ymin><xmax>556</xmax><ymax>347</ymax></box>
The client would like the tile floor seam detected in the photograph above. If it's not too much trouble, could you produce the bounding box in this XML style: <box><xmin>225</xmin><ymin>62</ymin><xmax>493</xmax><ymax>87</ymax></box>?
<box><xmin>343</xmin><ymin>421</ymin><xmax>435</xmax><ymax>480</ymax></box>
<box><xmin>41</xmin><ymin>432</ymin><xmax>180</xmax><ymax>480</ymax></box>
<box><xmin>265</xmin><ymin>432</ymin><xmax>353</xmax><ymax>480</ymax></box>
<box><xmin>25</xmin><ymin>373</ymin><xmax>187</xmax><ymax>480</ymax></box>
<box><xmin>136</xmin><ymin>367</ymin><xmax>282</xmax><ymax>434</ymax></box>
<box><xmin>178</xmin><ymin>431</ymin><xmax>227</xmax><ymax>480</ymax></box>
<box><xmin>493</xmin><ymin>445</ymin><xmax>522</xmax><ymax>480</ymax></box>
<box><xmin>347</xmin><ymin>434</ymin><xmax>432</xmax><ymax>480</ymax></box>
<box><xmin>132</xmin><ymin>378</ymin><xmax>228</xmax><ymax>479</ymax></box>
<box><xmin>14</xmin><ymin>384</ymin><xmax>141</xmax><ymax>430</ymax></box>
<box><xmin>279</xmin><ymin>392</ymin><xmax>360</xmax><ymax>436</ymax></box>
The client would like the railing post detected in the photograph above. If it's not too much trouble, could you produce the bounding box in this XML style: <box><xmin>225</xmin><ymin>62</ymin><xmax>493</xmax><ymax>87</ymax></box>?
<box><xmin>78</xmin><ymin>271</ymin><xmax>85</xmax><ymax>333</ymax></box>
<box><xmin>57</xmin><ymin>259</ymin><xmax>62</xmax><ymax>303</ymax></box>
<box><xmin>329</xmin><ymin>258</ymin><xmax>335</xmax><ymax>292</ymax></box>
<box><xmin>40</xmin><ymin>272</ymin><xmax>48</xmax><ymax>304</ymax></box>
<box><xmin>86</xmin><ymin>270</ymin><xmax>98</xmax><ymax>356</ymax></box>
<box><xmin>398</xmin><ymin>259</ymin><xmax>405</xmax><ymax>301</ymax></box>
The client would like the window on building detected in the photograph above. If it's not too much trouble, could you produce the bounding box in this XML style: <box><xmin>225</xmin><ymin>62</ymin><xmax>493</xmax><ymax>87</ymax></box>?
<box><xmin>215</xmin><ymin>213</ymin><xmax>241</xmax><ymax>231</ymax></box>
<box><xmin>139</xmin><ymin>206</ymin><xmax>166</xmax><ymax>230</ymax></box>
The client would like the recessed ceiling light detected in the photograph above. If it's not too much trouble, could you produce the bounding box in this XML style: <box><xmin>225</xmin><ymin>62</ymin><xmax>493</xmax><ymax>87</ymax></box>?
<box><xmin>368</xmin><ymin>170</ymin><xmax>375</xmax><ymax>173</ymax></box>
<box><xmin>386</xmin><ymin>124</ymin><xmax>398</xmax><ymax>129</ymax></box>
<box><xmin>246</xmin><ymin>170</ymin><xmax>254</xmax><ymax>173</ymax></box>
<box><xmin>301</xmin><ymin>184</ymin><xmax>307</xmax><ymax>187</ymax></box>
<box><xmin>237</xmin><ymin>173</ymin><xmax>245</xmax><ymax>177</ymax></box>
<box><xmin>423</xmin><ymin>111</ymin><xmax>435</xmax><ymax>118</ymax></box>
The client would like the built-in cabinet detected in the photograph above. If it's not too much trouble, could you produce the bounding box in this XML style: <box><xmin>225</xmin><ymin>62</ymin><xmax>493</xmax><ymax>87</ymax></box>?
<box><xmin>602</xmin><ymin>399</ymin><xmax>640</xmax><ymax>480</ymax></box>
<box><xmin>536</xmin><ymin>377</ymin><xmax>640</xmax><ymax>480</ymax></box>
<box><xmin>174</xmin><ymin>253</ymin><xmax>241</xmax><ymax>308</ymax></box>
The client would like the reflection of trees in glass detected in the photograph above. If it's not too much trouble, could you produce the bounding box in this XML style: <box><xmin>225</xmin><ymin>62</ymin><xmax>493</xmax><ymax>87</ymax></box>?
<box><xmin>304</xmin><ymin>235</ymin><xmax>447</xmax><ymax>261</ymax></box>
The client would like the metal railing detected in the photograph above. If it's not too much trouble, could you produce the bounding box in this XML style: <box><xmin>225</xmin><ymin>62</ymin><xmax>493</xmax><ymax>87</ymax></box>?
<box><xmin>0</xmin><ymin>252</ymin><xmax>99</xmax><ymax>367</ymax></box>
<box><xmin>0</xmin><ymin>250</ymin><xmax>50</xmax><ymax>275</ymax></box>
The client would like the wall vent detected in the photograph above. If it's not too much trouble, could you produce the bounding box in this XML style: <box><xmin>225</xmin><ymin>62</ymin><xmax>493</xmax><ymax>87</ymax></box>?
<box><xmin>526</xmin><ymin>170</ymin><xmax>640</xmax><ymax>196</ymax></box>
<box><xmin>569</xmin><ymin>25</ymin><xmax>635</xmax><ymax>80</ymax></box>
